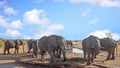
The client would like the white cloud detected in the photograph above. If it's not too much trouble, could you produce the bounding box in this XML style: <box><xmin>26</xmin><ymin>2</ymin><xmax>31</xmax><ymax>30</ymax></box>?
<box><xmin>89</xmin><ymin>18</ymin><xmax>99</xmax><ymax>24</ymax></box>
<box><xmin>48</xmin><ymin>23</ymin><xmax>64</xmax><ymax>31</ymax></box>
<box><xmin>23</xmin><ymin>9</ymin><xmax>64</xmax><ymax>39</ymax></box>
<box><xmin>0</xmin><ymin>16</ymin><xmax>9</xmax><ymax>28</ymax></box>
<box><xmin>11</xmin><ymin>20</ymin><xmax>23</xmax><ymax>29</ymax></box>
<box><xmin>24</xmin><ymin>9</ymin><xmax>49</xmax><ymax>25</ymax></box>
<box><xmin>69</xmin><ymin>0</ymin><xmax>120</xmax><ymax>7</ymax></box>
<box><xmin>4</xmin><ymin>7</ymin><xmax>17</xmax><ymax>15</ymax></box>
<box><xmin>6</xmin><ymin>29</ymin><xmax>21</xmax><ymax>37</ymax></box>
<box><xmin>0</xmin><ymin>16</ymin><xmax>23</xmax><ymax>29</ymax></box>
<box><xmin>0</xmin><ymin>0</ymin><xmax>5</xmax><ymax>7</ymax></box>
<box><xmin>81</xmin><ymin>9</ymin><xmax>91</xmax><ymax>16</ymax></box>
<box><xmin>88</xmin><ymin>29</ymin><xmax>120</xmax><ymax>40</ymax></box>
<box><xmin>54</xmin><ymin>0</ymin><xmax>64</xmax><ymax>2</ymax></box>
<box><xmin>99</xmin><ymin>0</ymin><xmax>120</xmax><ymax>7</ymax></box>
<box><xmin>31</xmin><ymin>23</ymin><xmax>64</xmax><ymax>39</ymax></box>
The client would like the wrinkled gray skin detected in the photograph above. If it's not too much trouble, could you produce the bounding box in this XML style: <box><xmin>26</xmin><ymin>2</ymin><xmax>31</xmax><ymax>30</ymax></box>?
<box><xmin>4</xmin><ymin>40</ymin><xmax>22</xmax><ymax>54</ymax></box>
<box><xmin>38</xmin><ymin>35</ymin><xmax>67</xmax><ymax>63</ymax></box>
<box><xmin>100</xmin><ymin>38</ymin><xmax>117</xmax><ymax>60</ymax></box>
<box><xmin>82</xmin><ymin>35</ymin><xmax>100</xmax><ymax>65</ymax></box>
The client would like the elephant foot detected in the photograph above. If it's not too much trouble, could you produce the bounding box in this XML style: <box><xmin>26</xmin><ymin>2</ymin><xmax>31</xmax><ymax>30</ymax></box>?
<box><xmin>87</xmin><ymin>62</ymin><xmax>91</xmax><ymax>65</ymax></box>
<box><xmin>58</xmin><ymin>56</ymin><xmax>61</xmax><ymax>59</ymax></box>
<box><xmin>94</xmin><ymin>56</ymin><xmax>97</xmax><ymax>58</ymax></box>
<box><xmin>50</xmin><ymin>59</ymin><xmax>54</xmax><ymax>63</ymax></box>
<box><xmin>105</xmin><ymin>58</ymin><xmax>110</xmax><ymax>60</ymax></box>
<box><xmin>111</xmin><ymin>57</ymin><xmax>115</xmax><ymax>60</ymax></box>
<box><xmin>8</xmin><ymin>52</ymin><xmax>10</xmax><ymax>54</ymax></box>
<box><xmin>3</xmin><ymin>53</ymin><xmax>6</xmax><ymax>55</ymax></box>
<box><xmin>63</xmin><ymin>58</ymin><xmax>67</xmax><ymax>62</ymax></box>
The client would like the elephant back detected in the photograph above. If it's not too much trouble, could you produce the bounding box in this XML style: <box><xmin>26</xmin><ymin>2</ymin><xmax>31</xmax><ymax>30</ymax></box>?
<box><xmin>4</xmin><ymin>40</ymin><xmax>17</xmax><ymax>48</ymax></box>
<box><xmin>47</xmin><ymin>35</ymin><xmax>58</xmax><ymax>48</ymax></box>
<box><xmin>82</xmin><ymin>35</ymin><xmax>100</xmax><ymax>54</ymax></box>
<box><xmin>38</xmin><ymin>36</ymin><xmax>48</xmax><ymax>50</ymax></box>
<box><xmin>100</xmin><ymin>38</ymin><xmax>115</xmax><ymax>48</ymax></box>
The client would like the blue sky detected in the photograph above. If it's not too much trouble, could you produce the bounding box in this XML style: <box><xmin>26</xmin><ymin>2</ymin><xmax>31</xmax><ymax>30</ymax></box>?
<box><xmin>0</xmin><ymin>0</ymin><xmax>120</xmax><ymax>40</ymax></box>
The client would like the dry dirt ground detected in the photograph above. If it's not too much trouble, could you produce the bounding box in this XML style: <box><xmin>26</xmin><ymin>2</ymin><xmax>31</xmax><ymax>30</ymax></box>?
<box><xmin>0</xmin><ymin>41</ymin><xmax>120</xmax><ymax>68</ymax></box>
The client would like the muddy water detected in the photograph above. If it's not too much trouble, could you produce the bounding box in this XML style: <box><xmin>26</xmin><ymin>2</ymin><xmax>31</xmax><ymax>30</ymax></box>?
<box><xmin>72</xmin><ymin>48</ymin><xmax>83</xmax><ymax>54</ymax></box>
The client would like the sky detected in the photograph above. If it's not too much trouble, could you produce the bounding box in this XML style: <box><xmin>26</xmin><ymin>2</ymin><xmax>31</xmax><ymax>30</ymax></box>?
<box><xmin>0</xmin><ymin>0</ymin><xmax>120</xmax><ymax>40</ymax></box>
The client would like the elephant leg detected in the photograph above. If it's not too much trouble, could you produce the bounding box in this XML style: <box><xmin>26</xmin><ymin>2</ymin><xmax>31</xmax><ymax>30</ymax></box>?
<box><xmin>8</xmin><ymin>49</ymin><xmax>10</xmax><ymax>54</ymax></box>
<box><xmin>27</xmin><ymin>48</ymin><xmax>32</xmax><ymax>53</ymax></box>
<box><xmin>62</xmin><ymin>48</ymin><xmax>66</xmax><ymax>62</ymax></box>
<box><xmin>48</xmin><ymin>49</ymin><xmax>55</xmax><ymax>63</ymax></box>
<box><xmin>111</xmin><ymin>49</ymin><xmax>115</xmax><ymax>60</ymax></box>
<box><xmin>41</xmin><ymin>51</ymin><xmax>45</xmax><ymax>61</ymax></box>
<box><xmin>83</xmin><ymin>50</ymin><xmax>87</xmax><ymax>60</ymax></box>
<box><xmin>53</xmin><ymin>50</ymin><xmax>56</xmax><ymax>57</ymax></box>
<box><xmin>87</xmin><ymin>52</ymin><xmax>91</xmax><ymax>65</ymax></box>
<box><xmin>4</xmin><ymin>48</ymin><xmax>7</xmax><ymax>55</ymax></box>
<box><xmin>58</xmin><ymin>48</ymin><xmax>61</xmax><ymax>58</ymax></box>
<box><xmin>16</xmin><ymin>48</ymin><xmax>19</xmax><ymax>54</ymax></box>
<box><xmin>91</xmin><ymin>49</ymin><xmax>95</xmax><ymax>63</ymax></box>
<box><xmin>14</xmin><ymin>48</ymin><xmax>16</xmax><ymax>54</ymax></box>
<box><xmin>106</xmin><ymin>53</ymin><xmax>111</xmax><ymax>60</ymax></box>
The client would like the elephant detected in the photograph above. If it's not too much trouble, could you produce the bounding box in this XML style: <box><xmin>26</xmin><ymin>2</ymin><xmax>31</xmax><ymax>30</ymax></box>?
<box><xmin>4</xmin><ymin>40</ymin><xmax>23</xmax><ymax>54</ymax></box>
<box><xmin>100</xmin><ymin>38</ymin><xmax>117</xmax><ymax>60</ymax></box>
<box><xmin>66</xmin><ymin>40</ymin><xmax>73</xmax><ymax>48</ymax></box>
<box><xmin>47</xmin><ymin>35</ymin><xmax>67</xmax><ymax>63</ymax></box>
<box><xmin>27</xmin><ymin>39</ymin><xmax>34</xmax><ymax>53</ymax></box>
<box><xmin>27</xmin><ymin>39</ymin><xmax>39</xmax><ymax>58</ymax></box>
<box><xmin>82</xmin><ymin>35</ymin><xmax>100</xmax><ymax>64</ymax></box>
<box><xmin>37</xmin><ymin>35</ymin><xmax>67</xmax><ymax>63</ymax></box>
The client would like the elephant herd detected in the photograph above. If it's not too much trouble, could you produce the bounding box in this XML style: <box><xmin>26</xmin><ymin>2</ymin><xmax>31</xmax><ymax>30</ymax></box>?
<box><xmin>3</xmin><ymin>35</ymin><xmax>118</xmax><ymax>64</ymax></box>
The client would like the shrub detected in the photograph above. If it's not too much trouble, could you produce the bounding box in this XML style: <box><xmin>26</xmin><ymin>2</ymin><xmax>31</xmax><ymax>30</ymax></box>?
<box><xmin>0</xmin><ymin>40</ymin><xmax>4</xmax><ymax>48</ymax></box>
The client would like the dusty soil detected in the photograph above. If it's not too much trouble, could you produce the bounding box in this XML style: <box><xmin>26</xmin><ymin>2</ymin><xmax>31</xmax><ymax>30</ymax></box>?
<box><xmin>0</xmin><ymin>41</ymin><xmax>120</xmax><ymax>68</ymax></box>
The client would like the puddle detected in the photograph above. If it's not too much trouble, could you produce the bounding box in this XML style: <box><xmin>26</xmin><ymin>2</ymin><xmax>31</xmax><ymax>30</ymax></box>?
<box><xmin>72</xmin><ymin>48</ymin><xmax>83</xmax><ymax>54</ymax></box>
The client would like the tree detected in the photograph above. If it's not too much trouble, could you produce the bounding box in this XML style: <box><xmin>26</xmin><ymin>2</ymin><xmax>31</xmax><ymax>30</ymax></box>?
<box><xmin>106</xmin><ymin>32</ymin><xmax>112</xmax><ymax>39</ymax></box>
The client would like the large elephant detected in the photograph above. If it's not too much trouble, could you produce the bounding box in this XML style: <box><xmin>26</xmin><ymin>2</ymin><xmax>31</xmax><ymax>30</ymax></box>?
<box><xmin>100</xmin><ymin>38</ymin><xmax>117</xmax><ymax>60</ymax></box>
<box><xmin>82</xmin><ymin>35</ymin><xmax>100</xmax><ymax>64</ymax></box>
<box><xmin>4</xmin><ymin>40</ymin><xmax>23</xmax><ymax>54</ymax></box>
<box><xmin>47</xmin><ymin>35</ymin><xmax>67</xmax><ymax>63</ymax></box>
<box><xmin>37</xmin><ymin>35</ymin><xmax>67</xmax><ymax>63</ymax></box>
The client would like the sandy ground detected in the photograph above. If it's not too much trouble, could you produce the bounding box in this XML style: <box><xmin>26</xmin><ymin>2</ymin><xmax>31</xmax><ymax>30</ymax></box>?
<box><xmin>0</xmin><ymin>41</ymin><xmax>120</xmax><ymax>68</ymax></box>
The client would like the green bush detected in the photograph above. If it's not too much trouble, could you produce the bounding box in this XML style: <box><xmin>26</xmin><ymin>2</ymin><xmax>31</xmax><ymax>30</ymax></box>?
<box><xmin>0</xmin><ymin>40</ymin><xmax>4</xmax><ymax>48</ymax></box>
